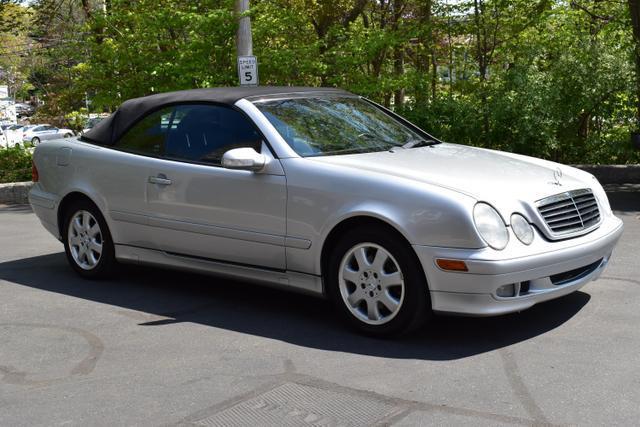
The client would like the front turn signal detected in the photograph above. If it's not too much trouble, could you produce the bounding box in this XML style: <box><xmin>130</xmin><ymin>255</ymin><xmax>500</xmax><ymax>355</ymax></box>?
<box><xmin>436</xmin><ymin>259</ymin><xmax>468</xmax><ymax>272</ymax></box>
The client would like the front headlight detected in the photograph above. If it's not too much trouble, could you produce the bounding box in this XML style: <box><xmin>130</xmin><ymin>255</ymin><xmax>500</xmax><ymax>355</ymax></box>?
<box><xmin>510</xmin><ymin>213</ymin><xmax>534</xmax><ymax>245</ymax></box>
<box><xmin>473</xmin><ymin>203</ymin><xmax>509</xmax><ymax>250</ymax></box>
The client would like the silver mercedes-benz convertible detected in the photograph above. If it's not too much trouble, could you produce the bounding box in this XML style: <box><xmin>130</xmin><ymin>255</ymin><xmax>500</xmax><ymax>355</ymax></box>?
<box><xmin>29</xmin><ymin>86</ymin><xmax>623</xmax><ymax>336</ymax></box>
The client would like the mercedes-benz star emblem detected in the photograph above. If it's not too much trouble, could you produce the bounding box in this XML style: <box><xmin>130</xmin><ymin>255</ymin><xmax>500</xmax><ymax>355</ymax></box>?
<box><xmin>551</xmin><ymin>167</ymin><xmax>563</xmax><ymax>186</ymax></box>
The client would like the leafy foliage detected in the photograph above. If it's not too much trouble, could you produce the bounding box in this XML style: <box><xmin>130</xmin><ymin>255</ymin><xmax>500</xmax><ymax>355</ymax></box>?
<box><xmin>0</xmin><ymin>146</ymin><xmax>32</xmax><ymax>183</ymax></box>
<box><xmin>1</xmin><ymin>0</ymin><xmax>639</xmax><ymax>164</ymax></box>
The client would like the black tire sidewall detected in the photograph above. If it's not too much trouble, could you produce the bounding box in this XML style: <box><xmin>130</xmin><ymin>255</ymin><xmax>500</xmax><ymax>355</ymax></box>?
<box><xmin>326</xmin><ymin>227</ymin><xmax>431</xmax><ymax>337</ymax></box>
<box><xmin>62</xmin><ymin>200</ymin><xmax>115</xmax><ymax>279</ymax></box>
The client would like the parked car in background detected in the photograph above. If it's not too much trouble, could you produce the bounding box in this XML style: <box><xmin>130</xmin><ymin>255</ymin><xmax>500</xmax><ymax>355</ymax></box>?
<box><xmin>1</xmin><ymin>123</ymin><xmax>25</xmax><ymax>148</ymax></box>
<box><xmin>23</xmin><ymin>124</ymin><xmax>74</xmax><ymax>145</ymax></box>
<box><xmin>0</xmin><ymin>125</ymin><xmax>6</xmax><ymax>147</ymax></box>
<box><xmin>81</xmin><ymin>116</ymin><xmax>104</xmax><ymax>134</ymax></box>
<box><xmin>15</xmin><ymin>103</ymin><xmax>35</xmax><ymax>118</ymax></box>
<box><xmin>28</xmin><ymin>87</ymin><xmax>623</xmax><ymax>336</ymax></box>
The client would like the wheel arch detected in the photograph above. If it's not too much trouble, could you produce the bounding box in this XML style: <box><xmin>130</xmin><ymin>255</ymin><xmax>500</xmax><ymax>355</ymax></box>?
<box><xmin>320</xmin><ymin>215</ymin><xmax>420</xmax><ymax>280</ymax></box>
<box><xmin>57</xmin><ymin>191</ymin><xmax>104</xmax><ymax>237</ymax></box>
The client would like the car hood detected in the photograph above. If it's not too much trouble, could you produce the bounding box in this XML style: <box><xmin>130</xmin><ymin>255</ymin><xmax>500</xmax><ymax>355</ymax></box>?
<box><xmin>308</xmin><ymin>143</ymin><xmax>593</xmax><ymax>210</ymax></box>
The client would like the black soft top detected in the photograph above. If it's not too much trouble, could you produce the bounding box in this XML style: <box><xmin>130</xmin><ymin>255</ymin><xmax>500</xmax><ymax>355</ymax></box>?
<box><xmin>82</xmin><ymin>86</ymin><xmax>351</xmax><ymax>146</ymax></box>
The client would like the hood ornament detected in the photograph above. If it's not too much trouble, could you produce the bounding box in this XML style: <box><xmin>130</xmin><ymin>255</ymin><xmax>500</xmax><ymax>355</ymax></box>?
<box><xmin>549</xmin><ymin>167</ymin><xmax>563</xmax><ymax>186</ymax></box>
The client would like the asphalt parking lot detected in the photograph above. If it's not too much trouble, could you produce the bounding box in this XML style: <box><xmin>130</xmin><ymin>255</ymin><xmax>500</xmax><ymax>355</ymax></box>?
<box><xmin>1</xmin><ymin>189</ymin><xmax>639</xmax><ymax>426</ymax></box>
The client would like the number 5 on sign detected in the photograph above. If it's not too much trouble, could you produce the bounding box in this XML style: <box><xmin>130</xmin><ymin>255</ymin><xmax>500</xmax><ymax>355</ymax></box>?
<box><xmin>237</xmin><ymin>56</ymin><xmax>258</xmax><ymax>86</ymax></box>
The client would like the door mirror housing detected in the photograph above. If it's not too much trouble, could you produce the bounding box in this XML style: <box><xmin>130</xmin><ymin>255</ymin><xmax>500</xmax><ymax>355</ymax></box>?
<box><xmin>221</xmin><ymin>147</ymin><xmax>266</xmax><ymax>171</ymax></box>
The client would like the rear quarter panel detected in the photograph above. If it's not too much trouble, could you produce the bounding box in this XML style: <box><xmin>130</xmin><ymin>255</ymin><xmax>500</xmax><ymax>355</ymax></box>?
<box><xmin>31</xmin><ymin>139</ymin><xmax>155</xmax><ymax>248</ymax></box>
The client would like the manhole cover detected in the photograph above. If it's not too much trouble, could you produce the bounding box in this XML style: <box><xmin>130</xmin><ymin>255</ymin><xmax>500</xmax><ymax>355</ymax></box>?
<box><xmin>194</xmin><ymin>382</ymin><xmax>400</xmax><ymax>426</ymax></box>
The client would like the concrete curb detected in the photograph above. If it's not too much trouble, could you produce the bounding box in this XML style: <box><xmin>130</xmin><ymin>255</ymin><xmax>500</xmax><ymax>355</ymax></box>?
<box><xmin>575</xmin><ymin>164</ymin><xmax>640</xmax><ymax>185</ymax></box>
<box><xmin>0</xmin><ymin>181</ymin><xmax>33</xmax><ymax>204</ymax></box>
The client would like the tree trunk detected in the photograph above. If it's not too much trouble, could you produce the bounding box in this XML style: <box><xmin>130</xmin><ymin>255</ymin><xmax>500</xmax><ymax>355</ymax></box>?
<box><xmin>431</xmin><ymin>50</ymin><xmax>437</xmax><ymax>99</ymax></box>
<box><xmin>393</xmin><ymin>46</ymin><xmax>404</xmax><ymax>108</ymax></box>
<box><xmin>415</xmin><ymin>0</ymin><xmax>433</xmax><ymax>104</ymax></box>
<box><xmin>392</xmin><ymin>0</ymin><xmax>405</xmax><ymax>109</ymax></box>
<box><xmin>628</xmin><ymin>0</ymin><xmax>640</xmax><ymax>130</ymax></box>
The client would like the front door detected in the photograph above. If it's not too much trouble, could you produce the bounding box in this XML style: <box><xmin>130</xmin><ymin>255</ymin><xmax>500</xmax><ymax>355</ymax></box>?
<box><xmin>141</xmin><ymin>103</ymin><xmax>287</xmax><ymax>270</ymax></box>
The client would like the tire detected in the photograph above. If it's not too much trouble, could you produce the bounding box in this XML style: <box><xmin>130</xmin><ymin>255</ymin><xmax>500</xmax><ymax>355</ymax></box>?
<box><xmin>31</xmin><ymin>137</ymin><xmax>40</xmax><ymax>145</ymax></box>
<box><xmin>63</xmin><ymin>133</ymin><xmax>71</xmax><ymax>138</ymax></box>
<box><xmin>326</xmin><ymin>226</ymin><xmax>431</xmax><ymax>337</ymax></box>
<box><xmin>62</xmin><ymin>199</ymin><xmax>116</xmax><ymax>279</ymax></box>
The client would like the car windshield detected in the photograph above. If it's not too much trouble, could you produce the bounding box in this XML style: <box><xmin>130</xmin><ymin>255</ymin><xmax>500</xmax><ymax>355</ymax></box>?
<box><xmin>254</xmin><ymin>96</ymin><xmax>432</xmax><ymax>157</ymax></box>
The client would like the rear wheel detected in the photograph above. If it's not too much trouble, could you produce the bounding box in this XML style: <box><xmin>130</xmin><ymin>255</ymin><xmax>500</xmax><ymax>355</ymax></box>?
<box><xmin>326</xmin><ymin>226</ymin><xmax>431</xmax><ymax>337</ymax></box>
<box><xmin>63</xmin><ymin>133</ymin><xmax>71</xmax><ymax>138</ymax></box>
<box><xmin>62</xmin><ymin>200</ymin><xmax>116</xmax><ymax>279</ymax></box>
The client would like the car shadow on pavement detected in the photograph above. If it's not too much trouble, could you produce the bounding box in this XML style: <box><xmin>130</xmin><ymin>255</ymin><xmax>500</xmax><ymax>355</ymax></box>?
<box><xmin>0</xmin><ymin>251</ymin><xmax>590</xmax><ymax>361</ymax></box>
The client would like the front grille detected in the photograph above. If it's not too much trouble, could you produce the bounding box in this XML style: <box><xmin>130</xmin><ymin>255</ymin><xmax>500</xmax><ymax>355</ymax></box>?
<box><xmin>536</xmin><ymin>189</ymin><xmax>600</xmax><ymax>237</ymax></box>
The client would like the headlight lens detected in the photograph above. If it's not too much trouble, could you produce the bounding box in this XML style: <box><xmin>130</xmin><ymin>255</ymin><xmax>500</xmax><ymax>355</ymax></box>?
<box><xmin>510</xmin><ymin>213</ymin><xmax>534</xmax><ymax>245</ymax></box>
<box><xmin>473</xmin><ymin>203</ymin><xmax>509</xmax><ymax>250</ymax></box>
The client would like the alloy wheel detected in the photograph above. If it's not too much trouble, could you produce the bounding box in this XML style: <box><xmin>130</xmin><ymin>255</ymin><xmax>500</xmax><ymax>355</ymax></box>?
<box><xmin>338</xmin><ymin>242</ymin><xmax>405</xmax><ymax>325</ymax></box>
<box><xmin>67</xmin><ymin>210</ymin><xmax>103</xmax><ymax>270</ymax></box>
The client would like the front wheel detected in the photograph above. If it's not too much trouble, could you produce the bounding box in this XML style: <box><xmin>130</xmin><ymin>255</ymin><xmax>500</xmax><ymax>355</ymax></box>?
<box><xmin>326</xmin><ymin>227</ymin><xmax>431</xmax><ymax>337</ymax></box>
<box><xmin>31</xmin><ymin>137</ymin><xmax>40</xmax><ymax>145</ymax></box>
<box><xmin>63</xmin><ymin>200</ymin><xmax>116</xmax><ymax>279</ymax></box>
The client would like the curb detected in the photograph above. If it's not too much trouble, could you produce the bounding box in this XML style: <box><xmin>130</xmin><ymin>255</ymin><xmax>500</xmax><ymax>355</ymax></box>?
<box><xmin>0</xmin><ymin>181</ymin><xmax>34</xmax><ymax>204</ymax></box>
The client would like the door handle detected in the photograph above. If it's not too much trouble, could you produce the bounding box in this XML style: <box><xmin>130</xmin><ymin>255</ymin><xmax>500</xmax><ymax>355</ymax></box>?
<box><xmin>148</xmin><ymin>175</ymin><xmax>172</xmax><ymax>185</ymax></box>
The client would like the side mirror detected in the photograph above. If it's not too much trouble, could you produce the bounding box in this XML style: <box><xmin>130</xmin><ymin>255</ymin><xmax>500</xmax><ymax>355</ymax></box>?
<box><xmin>221</xmin><ymin>147</ymin><xmax>266</xmax><ymax>172</ymax></box>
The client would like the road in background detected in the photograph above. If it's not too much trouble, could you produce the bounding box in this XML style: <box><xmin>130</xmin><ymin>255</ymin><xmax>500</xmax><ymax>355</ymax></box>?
<box><xmin>1</xmin><ymin>190</ymin><xmax>639</xmax><ymax>426</ymax></box>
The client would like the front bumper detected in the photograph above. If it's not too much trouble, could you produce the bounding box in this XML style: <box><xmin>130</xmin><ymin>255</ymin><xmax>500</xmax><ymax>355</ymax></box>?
<box><xmin>413</xmin><ymin>215</ymin><xmax>623</xmax><ymax>316</ymax></box>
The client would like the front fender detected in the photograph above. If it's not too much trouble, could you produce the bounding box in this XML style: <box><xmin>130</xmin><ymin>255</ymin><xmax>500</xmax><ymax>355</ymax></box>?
<box><xmin>281</xmin><ymin>158</ymin><xmax>484</xmax><ymax>276</ymax></box>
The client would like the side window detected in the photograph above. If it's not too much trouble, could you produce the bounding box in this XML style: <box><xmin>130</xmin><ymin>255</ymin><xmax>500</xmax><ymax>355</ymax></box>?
<box><xmin>116</xmin><ymin>107</ymin><xmax>173</xmax><ymax>156</ymax></box>
<box><xmin>164</xmin><ymin>104</ymin><xmax>262</xmax><ymax>165</ymax></box>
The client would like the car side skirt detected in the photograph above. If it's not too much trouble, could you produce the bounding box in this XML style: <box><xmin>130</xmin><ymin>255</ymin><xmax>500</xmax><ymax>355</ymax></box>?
<box><xmin>115</xmin><ymin>244</ymin><xmax>325</xmax><ymax>297</ymax></box>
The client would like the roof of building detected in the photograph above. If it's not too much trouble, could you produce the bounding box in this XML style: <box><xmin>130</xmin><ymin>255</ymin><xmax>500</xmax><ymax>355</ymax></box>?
<box><xmin>82</xmin><ymin>86</ymin><xmax>351</xmax><ymax>146</ymax></box>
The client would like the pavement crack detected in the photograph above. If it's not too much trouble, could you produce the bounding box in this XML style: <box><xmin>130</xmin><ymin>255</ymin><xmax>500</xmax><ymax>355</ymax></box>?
<box><xmin>500</xmin><ymin>347</ymin><xmax>551</xmax><ymax>425</ymax></box>
<box><xmin>0</xmin><ymin>323</ymin><xmax>104</xmax><ymax>386</ymax></box>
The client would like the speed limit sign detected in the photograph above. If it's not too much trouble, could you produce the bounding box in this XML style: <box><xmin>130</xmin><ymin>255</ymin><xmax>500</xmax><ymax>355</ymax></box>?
<box><xmin>237</xmin><ymin>56</ymin><xmax>258</xmax><ymax>86</ymax></box>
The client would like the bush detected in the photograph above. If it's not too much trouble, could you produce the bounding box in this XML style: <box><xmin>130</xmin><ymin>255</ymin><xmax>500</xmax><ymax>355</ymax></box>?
<box><xmin>0</xmin><ymin>146</ymin><xmax>33</xmax><ymax>183</ymax></box>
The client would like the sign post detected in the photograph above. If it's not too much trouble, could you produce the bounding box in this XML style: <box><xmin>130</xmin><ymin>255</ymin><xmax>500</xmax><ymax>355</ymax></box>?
<box><xmin>235</xmin><ymin>0</ymin><xmax>257</xmax><ymax>86</ymax></box>
<box><xmin>237</xmin><ymin>55</ymin><xmax>258</xmax><ymax>86</ymax></box>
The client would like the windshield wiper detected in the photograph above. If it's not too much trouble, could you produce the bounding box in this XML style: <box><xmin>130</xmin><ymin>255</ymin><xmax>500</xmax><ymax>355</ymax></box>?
<box><xmin>402</xmin><ymin>138</ymin><xmax>438</xmax><ymax>149</ymax></box>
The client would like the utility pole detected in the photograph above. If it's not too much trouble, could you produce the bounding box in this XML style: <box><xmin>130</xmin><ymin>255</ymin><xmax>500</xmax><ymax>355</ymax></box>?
<box><xmin>235</xmin><ymin>0</ymin><xmax>253</xmax><ymax>57</ymax></box>
<box><xmin>235</xmin><ymin>0</ymin><xmax>258</xmax><ymax>86</ymax></box>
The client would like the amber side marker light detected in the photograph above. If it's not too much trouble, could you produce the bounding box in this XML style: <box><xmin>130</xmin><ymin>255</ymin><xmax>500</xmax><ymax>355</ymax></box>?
<box><xmin>436</xmin><ymin>259</ymin><xmax>468</xmax><ymax>272</ymax></box>
<box><xmin>32</xmin><ymin>161</ymin><xmax>39</xmax><ymax>182</ymax></box>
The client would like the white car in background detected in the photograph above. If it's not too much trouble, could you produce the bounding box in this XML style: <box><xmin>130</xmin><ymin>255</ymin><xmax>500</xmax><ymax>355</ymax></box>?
<box><xmin>1</xmin><ymin>124</ymin><xmax>24</xmax><ymax>148</ymax></box>
<box><xmin>23</xmin><ymin>124</ymin><xmax>74</xmax><ymax>145</ymax></box>
<box><xmin>81</xmin><ymin>117</ymin><xmax>105</xmax><ymax>135</ymax></box>
<box><xmin>0</xmin><ymin>125</ymin><xmax>6</xmax><ymax>147</ymax></box>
